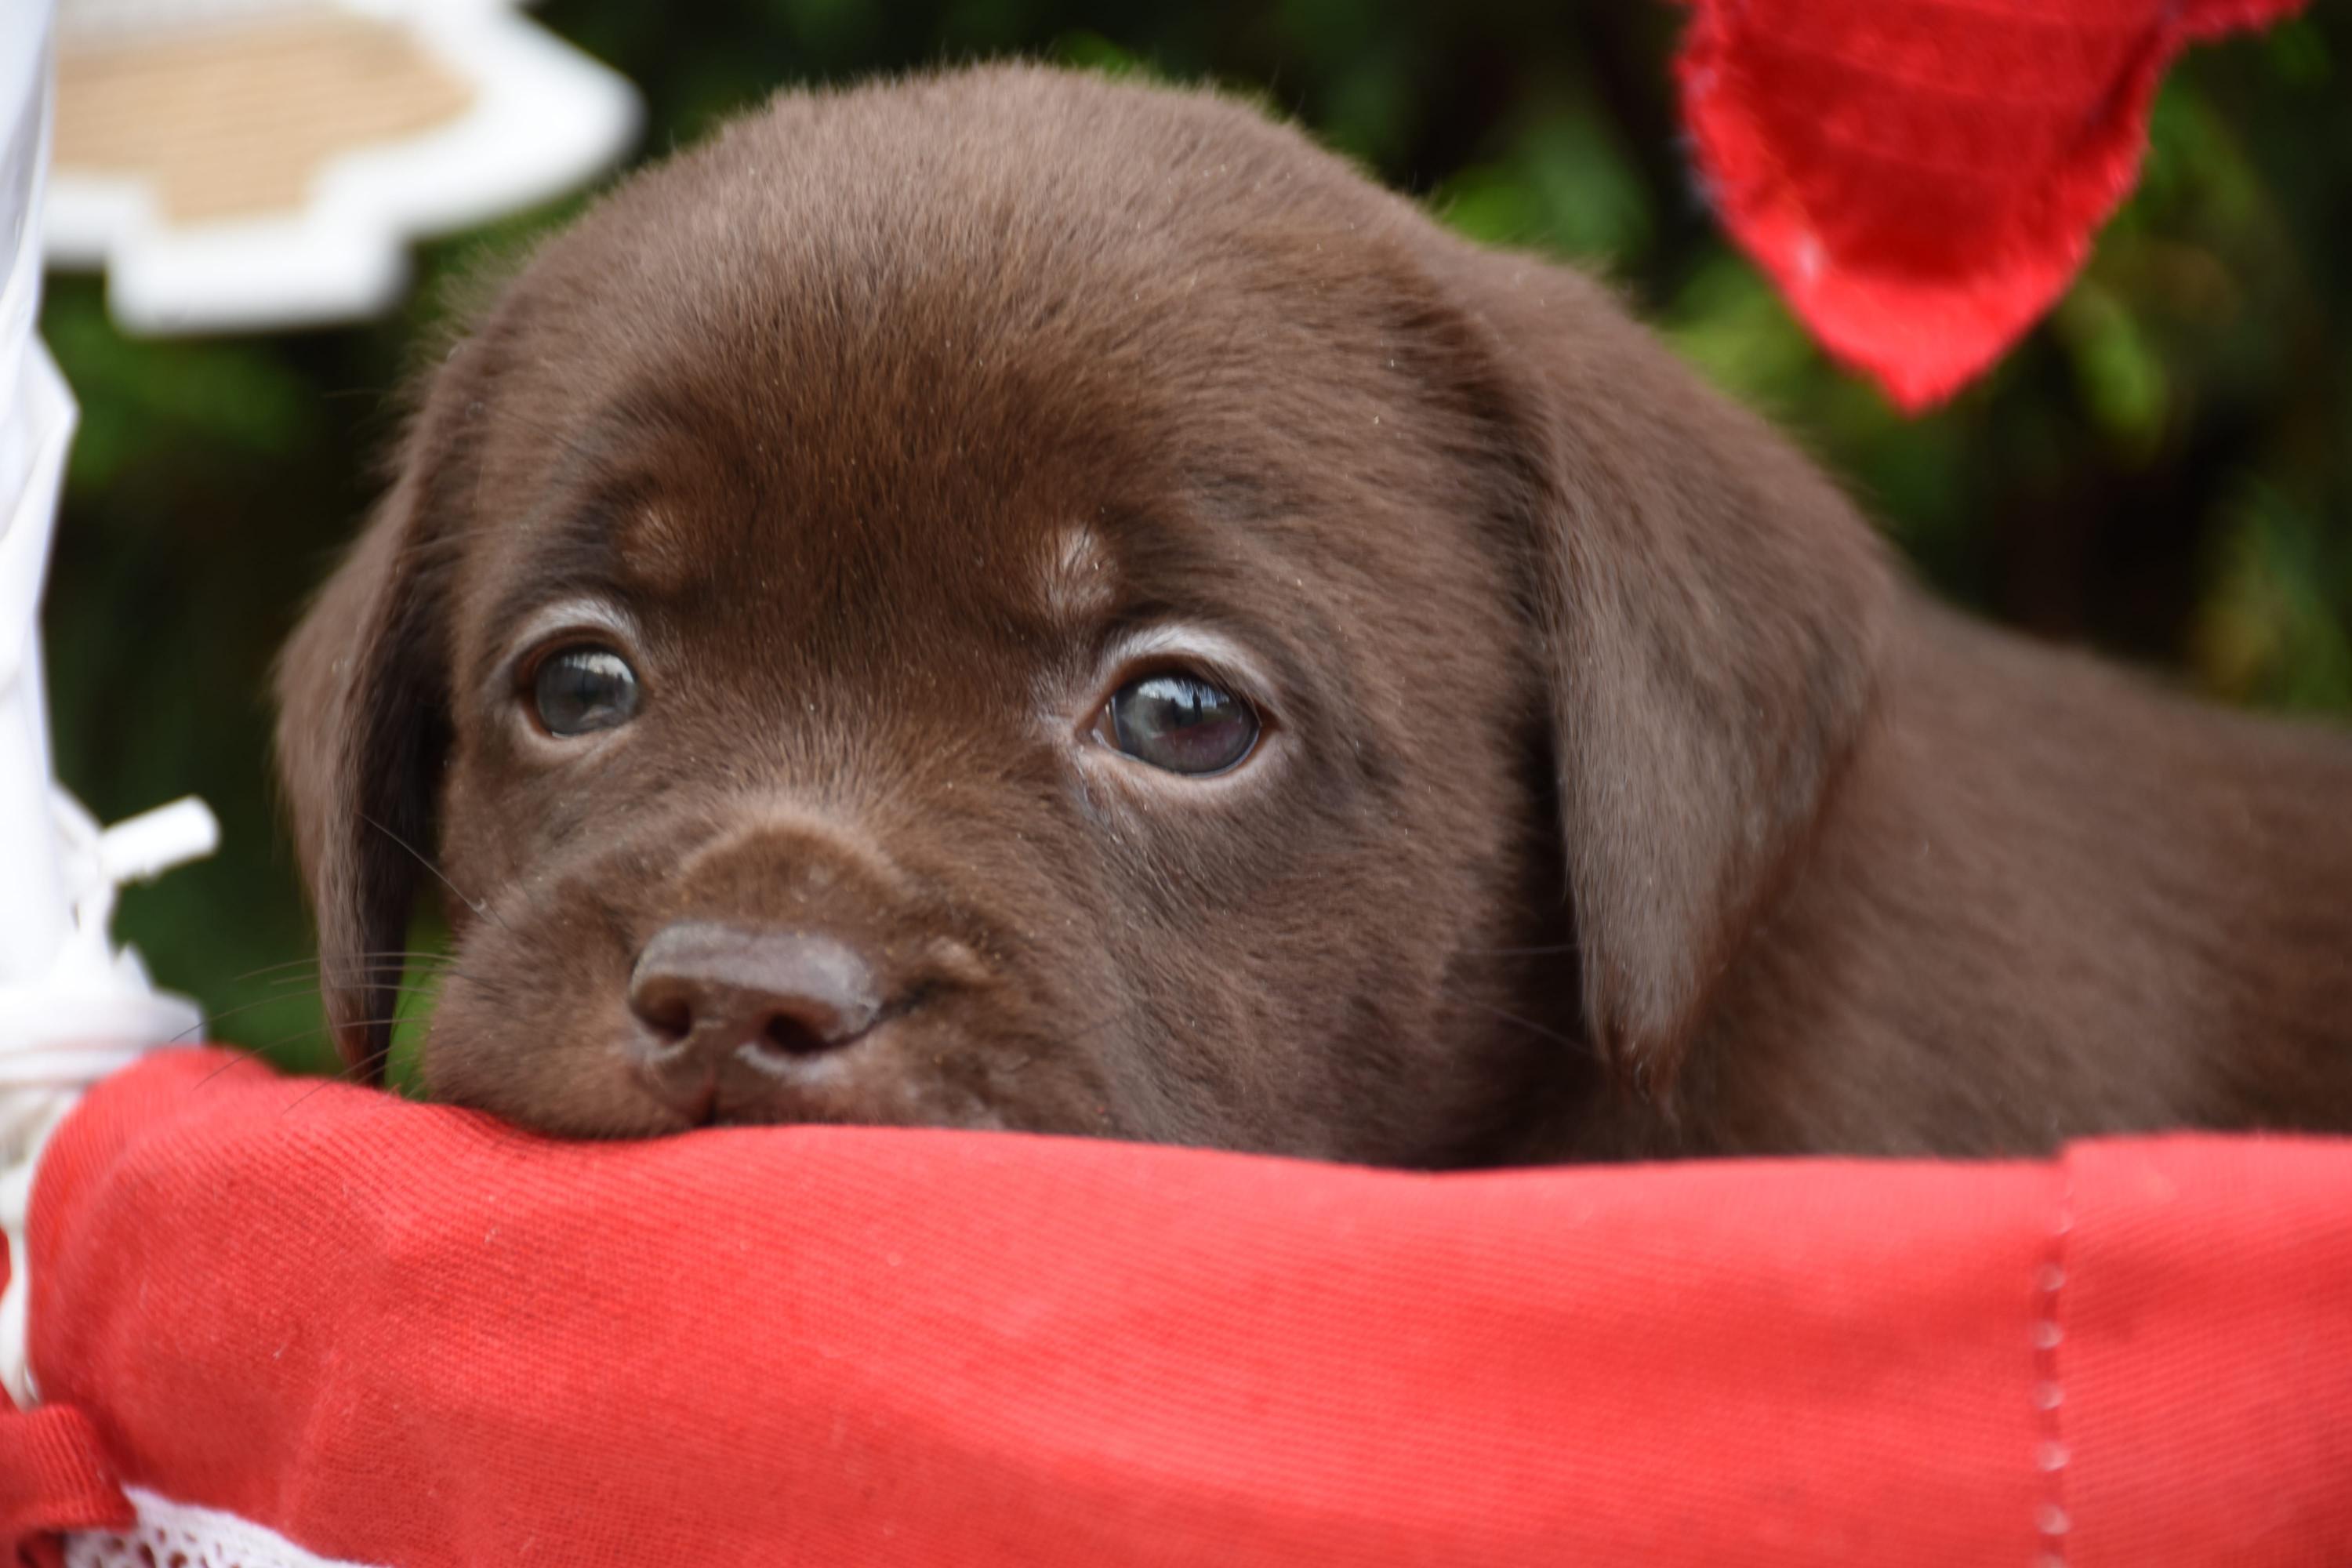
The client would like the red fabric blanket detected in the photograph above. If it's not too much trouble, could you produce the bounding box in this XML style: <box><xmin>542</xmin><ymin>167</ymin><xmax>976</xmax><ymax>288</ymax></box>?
<box><xmin>3</xmin><ymin>1048</ymin><xmax>2349</xmax><ymax>1565</ymax></box>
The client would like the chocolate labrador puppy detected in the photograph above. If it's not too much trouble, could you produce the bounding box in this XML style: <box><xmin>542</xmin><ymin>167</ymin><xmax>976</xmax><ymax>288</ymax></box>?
<box><xmin>275</xmin><ymin>65</ymin><xmax>2352</xmax><ymax>1163</ymax></box>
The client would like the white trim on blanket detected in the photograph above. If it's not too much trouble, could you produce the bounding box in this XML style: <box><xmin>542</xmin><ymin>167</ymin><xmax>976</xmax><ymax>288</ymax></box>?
<box><xmin>67</xmin><ymin>1486</ymin><xmax>390</xmax><ymax>1568</ymax></box>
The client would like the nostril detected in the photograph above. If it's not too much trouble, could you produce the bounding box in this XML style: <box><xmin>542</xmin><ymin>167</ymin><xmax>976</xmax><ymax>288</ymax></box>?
<box><xmin>637</xmin><ymin>993</ymin><xmax>694</xmax><ymax>1044</ymax></box>
<box><xmin>760</xmin><ymin>1011</ymin><xmax>836</xmax><ymax>1056</ymax></box>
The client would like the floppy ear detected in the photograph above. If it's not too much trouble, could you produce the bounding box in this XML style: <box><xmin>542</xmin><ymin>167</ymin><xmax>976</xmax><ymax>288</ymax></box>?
<box><xmin>1450</xmin><ymin>252</ymin><xmax>1895</xmax><ymax>1098</ymax></box>
<box><xmin>274</xmin><ymin>356</ymin><xmax>481</xmax><ymax>1080</ymax></box>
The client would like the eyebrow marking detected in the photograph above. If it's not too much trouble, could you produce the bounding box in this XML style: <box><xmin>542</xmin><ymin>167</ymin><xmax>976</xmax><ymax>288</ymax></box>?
<box><xmin>1041</xmin><ymin>524</ymin><xmax>1118</xmax><ymax>625</ymax></box>
<box><xmin>615</xmin><ymin>503</ymin><xmax>702</xmax><ymax>597</ymax></box>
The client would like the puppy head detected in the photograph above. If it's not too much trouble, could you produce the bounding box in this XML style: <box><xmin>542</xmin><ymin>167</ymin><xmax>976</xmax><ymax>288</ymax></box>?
<box><xmin>276</xmin><ymin>67</ymin><xmax>1889</xmax><ymax>1162</ymax></box>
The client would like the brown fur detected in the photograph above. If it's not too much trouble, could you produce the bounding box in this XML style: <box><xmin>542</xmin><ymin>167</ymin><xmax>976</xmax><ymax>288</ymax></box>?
<box><xmin>274</xmin><ymin>66</ymin><xmax>2352</xmax><ymax>1163</ymax></box>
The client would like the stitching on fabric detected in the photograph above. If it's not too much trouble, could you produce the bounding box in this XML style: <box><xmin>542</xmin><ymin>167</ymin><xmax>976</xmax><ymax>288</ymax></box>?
<box><xmin>63</xmin><ymin>1485</ymin><xmax>390</xmax><ymax>1568</ymax></box>
<box><xmin>2030</xmin><ymin>1167</ymin><xmax>2074</xmax><ymax>1568</ymax></box>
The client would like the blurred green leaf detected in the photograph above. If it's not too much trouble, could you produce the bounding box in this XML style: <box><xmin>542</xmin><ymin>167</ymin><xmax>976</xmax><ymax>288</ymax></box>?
<box><xmin>2193</xmin><ymin>485</ymin><xmax>2352</xmax><ymax>712</ymax></box>
<box><xmin>1661</xmin><ymin>253</ymin><xmax>1819</xmax><ymax>405</ymax></box>
<box><xmin>1052</xmin><ymin>29</ymin><xmax>1150</xmax><ymax>78</ymax></box>
<box><xmin>2053</xmin><ymin>281</ymin><xmax>2171</xmax><ymax>456</ymax></box>
<box><xmin>1439</xmin><ymin>105</ymin><xmax>1653</xmax><ymax>265</ymax></box>
<box><xmin>45</xmin><ymin>285</ymin><xmax>325</xmax><ymax>494</ymax></box>
<box><xmin>2263</xmin><ymin>16</ymin><xmax>2332</xmax><ymax>88</ymax></box>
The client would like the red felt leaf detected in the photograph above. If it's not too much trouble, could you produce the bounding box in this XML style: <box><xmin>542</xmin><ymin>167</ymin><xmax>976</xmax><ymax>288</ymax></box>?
<box><xmin>1676</xmin><ymin>0</ymin><xmax>2308</xmax><ymax>411</ymax></box>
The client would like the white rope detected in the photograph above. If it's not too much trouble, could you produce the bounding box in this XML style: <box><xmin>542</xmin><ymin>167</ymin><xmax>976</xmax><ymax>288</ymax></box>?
<box><xmin>0</xmin><ymin>791</ymin><xmax>217</xmax><ymax>1410</ymax></box>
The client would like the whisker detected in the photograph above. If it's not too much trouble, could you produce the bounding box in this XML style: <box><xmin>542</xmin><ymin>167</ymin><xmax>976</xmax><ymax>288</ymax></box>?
<box><xmin>191</xmin><ymin>1006</ymin><xmax>427</xmax><ymax>1094</ymax></box>
<box><xmin>358</xmin><ymin>811</ymin><xmax>514</xmax><ymax>933</ymax></box>
<box><xmin>270</xmin><ymin>958</ymin><xmax>454</xmax><ymax>989</ymax></box>
<box><xmin>276</xmin><ymin>1045</ymin><xmax>405</xmax><ymax>1115</ymax></box>
<box><xmin>175</xmin><ymin>982</ymin><xmax>455</xmax><ymax>1048</ymax></box>
<box><xmin>227</xmin><ymin>950</ymin><xmax>454</xmax><ymax>986</ymax></box>
<box><xmin>246</xmin><ymin>1013</ymin><xmax>419</xmax><ymax>1058</ymax></box>
<box><xmin>307</xmin><ymin>960</ymin><xmax>458</xmax><ymax>993</ymax></box>
<box><xmin>189</xmin><ymin>1044</ymin><xmax>278</xmax><ymax>1091</ymax></box>
<box><xmin>1457</xmin><ymin>997</ymin><xmax>1590</xmax><ymax>1055</ymax></box>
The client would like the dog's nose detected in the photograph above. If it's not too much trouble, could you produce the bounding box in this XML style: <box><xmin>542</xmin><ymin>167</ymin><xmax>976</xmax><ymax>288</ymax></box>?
<box><xmin>627</xmin><ymin>923</ymin><xmax>882</xmax><ymax>1087</ymax></box>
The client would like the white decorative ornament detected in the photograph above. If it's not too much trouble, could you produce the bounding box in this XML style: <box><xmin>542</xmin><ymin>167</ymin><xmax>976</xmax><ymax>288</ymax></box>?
<box><xmin>0</xmin><ymin>5</ymin><xmax>222</xmax><ymax>1408</ymax></box>
<box><xmin>43</xmin><ymin>0</ymin><xmax>641</xmax><ymax>334</ymax></box>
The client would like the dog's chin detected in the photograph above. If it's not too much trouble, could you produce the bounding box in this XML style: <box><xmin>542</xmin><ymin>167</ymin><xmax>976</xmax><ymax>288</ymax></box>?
<box><xmin>419</xmin><ymin>1015</ymin><xmax>1059</xmax><ymax>1142</ymax></box>
<box><xmin>637</xmin><ymin>1038</ymin><xmax>1027</xmax><ymax>1136</ymax></box>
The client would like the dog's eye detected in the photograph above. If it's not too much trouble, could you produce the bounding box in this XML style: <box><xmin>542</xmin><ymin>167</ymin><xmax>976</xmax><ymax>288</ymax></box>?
<box><xmin>532</xmin><ymin>646</ymin><xmax>641</xmax><ymax>738</ymax></box>
<box><xmin>1102</xmin><ymin>672</ymin><xmax>1258</xmax><ymax>775</ymax></box>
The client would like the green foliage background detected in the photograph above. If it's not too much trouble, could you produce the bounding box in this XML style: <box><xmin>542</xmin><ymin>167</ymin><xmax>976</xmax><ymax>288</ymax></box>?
<box><xmin>38</xmin><ymin>3</ymin><xmax>2352</xmax><ymax>1076</ymax></box>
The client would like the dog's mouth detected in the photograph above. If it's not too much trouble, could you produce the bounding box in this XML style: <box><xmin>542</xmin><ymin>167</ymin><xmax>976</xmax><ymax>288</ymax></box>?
<box><xmin>626</xmin><ymin>1025</ymin><xmax>914</xmax><ymax>1131</ymax></box>
<box><xmin>586</xmin><ymin>993</ymin><xmax>1073</xmax><ymax>1135</ymax></box>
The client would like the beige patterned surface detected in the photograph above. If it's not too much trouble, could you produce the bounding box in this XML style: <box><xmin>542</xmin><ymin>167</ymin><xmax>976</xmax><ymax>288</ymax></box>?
<box><xmin>54</xmin><ymin>9</ymin><xmax>474</xmax><ymax>223</ymax></box>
